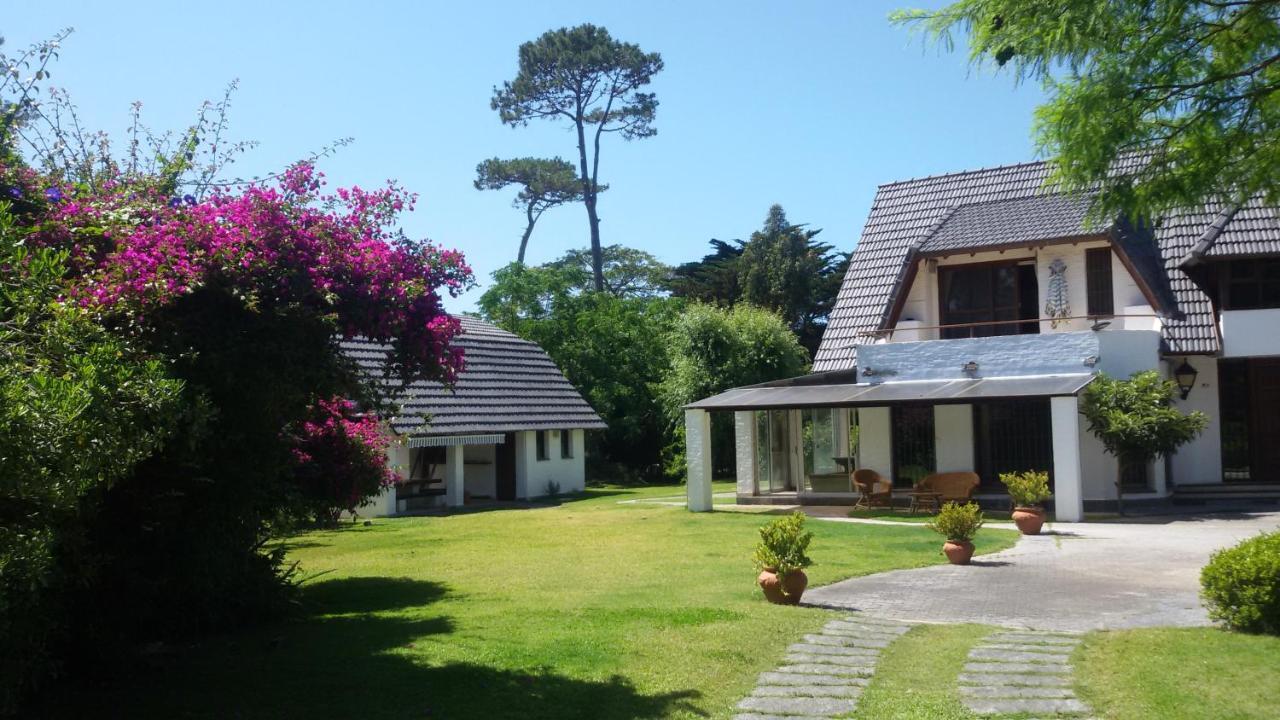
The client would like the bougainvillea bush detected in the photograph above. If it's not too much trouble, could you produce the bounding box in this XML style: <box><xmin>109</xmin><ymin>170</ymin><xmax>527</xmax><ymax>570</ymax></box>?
<box><xmin>0</xmin><ymin>145</ymin><xmax>471</xmax><ymax>710</ymax></box>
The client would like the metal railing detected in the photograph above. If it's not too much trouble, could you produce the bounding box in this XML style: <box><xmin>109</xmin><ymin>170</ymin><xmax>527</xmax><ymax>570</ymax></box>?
<box><xmin>852</xmin><ymin>313</ymin><xmax>1161</xmax><ymax>343</ymax></box>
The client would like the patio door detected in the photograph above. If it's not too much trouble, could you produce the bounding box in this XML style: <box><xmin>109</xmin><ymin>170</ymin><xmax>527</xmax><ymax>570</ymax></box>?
<box><xmin>755</xmin><ymin>409</ymin><xmax>795</xmax><ymax>493</ymax></box>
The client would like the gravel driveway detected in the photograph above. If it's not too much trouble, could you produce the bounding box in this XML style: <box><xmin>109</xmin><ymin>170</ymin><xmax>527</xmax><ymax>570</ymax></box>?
<box><xmin>801</xmin><ymin>512</ymin><xmax>1280</xmax><ymax>631</ymax></box>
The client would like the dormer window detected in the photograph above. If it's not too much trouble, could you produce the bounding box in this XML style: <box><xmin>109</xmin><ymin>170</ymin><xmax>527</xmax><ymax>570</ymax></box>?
<box><xmin>938</xmin><ymin>261</ymin><xmax>1039</xmax><ymax>339</ymax></box>
<box><xmin>1221</xmin><ymin>258</ymin><xmax>1280</xmax><ymax>310</ymax></box>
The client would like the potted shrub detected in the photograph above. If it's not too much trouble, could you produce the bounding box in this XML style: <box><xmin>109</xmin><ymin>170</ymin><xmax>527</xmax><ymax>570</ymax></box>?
<box><xmin>927</xmin><ymin>502</ymin><xmax>984</xmax><ymax>565</ymax></box>
<box><xmin>1000</xmin><ymin>470</ymin><xmax>1052</xmax><ymax>535</ymax></box>
<box><xmin>753</xmin><ymin>511</ymin><xmax>813</xmax><ymax>604</ymax></box>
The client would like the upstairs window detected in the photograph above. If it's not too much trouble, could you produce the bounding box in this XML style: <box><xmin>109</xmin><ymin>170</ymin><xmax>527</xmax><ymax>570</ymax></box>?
<box><xmin>560</xmin><ymin>429</ymin><xmax>573</xmax><ymax>459</ymax></box>
<box><xmin>1222</xmin><ymin>259</ymin><xmax>1280</xmax><ymax>310</ymax></box>
<box><xmin>938</xmin><ymin>262</ymin><xmax>1039</xmax><ymax>338</ymax></box>
<box><xmin>1085</xmin><ymin>248</ymin><xmax>1115</xmax><ymax>316</ymax></box>
<box><xmin>536</xmin><ymin>430</ymin><xmax>549</xmax><ymax>461</ymax></box>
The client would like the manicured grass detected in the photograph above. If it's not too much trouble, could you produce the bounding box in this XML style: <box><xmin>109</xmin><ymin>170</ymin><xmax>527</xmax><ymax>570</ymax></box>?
<box><xmin>51</xmin><ymin>484</ymin><xmax>1017</xmax><ymax>720</ymax></box>
<box><xmin>854</xmin><ymin>623</ymin><xmax>988</xmax><ymax>719</ymax></box>
<box><xmin>1075</xmin><ymin>627</ymin><xmax>1280</xmax><ymax>719</ymax></box>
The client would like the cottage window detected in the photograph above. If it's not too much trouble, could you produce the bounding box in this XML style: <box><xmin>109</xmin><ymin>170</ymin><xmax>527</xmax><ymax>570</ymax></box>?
<box><xmin>536</xmin><ymin>430</ymin><xmax>549</xmax><ymax>461</ymax></box>
<box><xmin>802</xmin><ymin>408</ymin><xmax>839</xmax><ymax>478</ymax></box>
<box><xmin>1221</xmin><ymin>258</ymin><xmax>1280</xmax><ymax>310</ymax></box>
<box><xmin>938</xmin><ymin>262</ymin><xmax>1039</xmax><ymax>338</ymax></box>
<box><xmin>560</xmin><ymin>429</ymin><xmax>573</xmax><ymax>459</ymax></box>
<box><xmin>1085</xmin><ymin>248</ymin><xmax>1115</xmax><ymax>316</ymax></box>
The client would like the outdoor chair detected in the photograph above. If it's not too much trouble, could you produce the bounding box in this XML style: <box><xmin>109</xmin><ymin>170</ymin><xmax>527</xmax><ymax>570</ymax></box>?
<box><xmin>910</xmin><ymin>471</ymin><xmax>980</xmax><ymax>513</ymax></box>
<box><xmin>852</xmin><ymin>469</ymin><xmax>893</xmax><ymax>510</ymax></box>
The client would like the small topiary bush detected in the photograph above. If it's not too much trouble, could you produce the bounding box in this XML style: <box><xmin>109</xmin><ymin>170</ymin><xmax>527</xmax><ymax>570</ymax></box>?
<box><xmin>999</xmin><ymin>470</ymin><xmax>1052</xmax><ymax>507</ymax></box>
<box><xmin>753</xmin><ymin>511</ymin><xmax>813</xmax><ymax>582</ymax></box>
<box><xmin>1201</xmin><ymin>531</ymin><xmax>1280</xmax><ymax>635</ymax></box>
<box><xmin>927</xmin><ymin>502</ymin><xmax>984</xmax><ymax>542</ymax></box>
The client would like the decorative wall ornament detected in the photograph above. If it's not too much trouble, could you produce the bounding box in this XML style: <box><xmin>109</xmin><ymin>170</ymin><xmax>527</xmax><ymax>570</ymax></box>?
<box><xmin>1045</xmin><ymin>257</ymin><xmax>1070</xmax><ymax>328</ymax></box>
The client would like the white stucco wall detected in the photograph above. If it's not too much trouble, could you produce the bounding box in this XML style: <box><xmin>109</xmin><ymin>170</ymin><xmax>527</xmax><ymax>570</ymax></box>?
<box><xmin>1169</xmin><ymin>357</ymin><xmax>1222</xmax><ymax>486</ymax></box>
<box><xmin>934</xmin><ymin>404</ymin><xmax>975</xmax><ymax>472</ymax></box>
<box><xmin>857</xmin><ymin>407</ymin><xmax>893</xmax><ymax>483</ymax></box>
<box><xmin>1221</xmin><ymin>308</ymin><xmax>1280</xmax><ymax>357</ymax></box>
<box><xmin>518</xmin><ymin>429</ymin><xmax>586</xmax><ymax>498</ymax></box>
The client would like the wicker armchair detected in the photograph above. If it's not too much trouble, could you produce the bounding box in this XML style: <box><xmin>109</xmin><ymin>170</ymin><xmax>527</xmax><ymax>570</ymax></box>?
<box><xmin>911</xmin><ymin>471</ymin><xmax>980</xmax><ymax>512</ymax></box>
<box><xmin>852</xmin><ymin>468</ymin><xmax>893</xmax><ymax>509</ymax></box>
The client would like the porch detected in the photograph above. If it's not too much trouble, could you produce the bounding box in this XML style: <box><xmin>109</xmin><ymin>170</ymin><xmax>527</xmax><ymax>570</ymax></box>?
<box><xmin>684</xmin><ymin>330</ymin><xmax>1168</xmax><ymax>522</ymax></box>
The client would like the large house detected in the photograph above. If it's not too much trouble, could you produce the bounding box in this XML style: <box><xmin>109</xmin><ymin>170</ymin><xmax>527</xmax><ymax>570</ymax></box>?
<box><xmin>685</xmin><ymin>160</ymin><xmax>1280</xmax><ymax>520</ymax></box>
<box><xmin>346</xmin><ymin>317</ymin><xmax>606</xmax><ymax>515</ymax></box>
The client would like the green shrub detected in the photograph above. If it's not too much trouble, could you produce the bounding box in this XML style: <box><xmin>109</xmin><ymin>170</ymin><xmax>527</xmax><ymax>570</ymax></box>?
<box><xmin>753</xmin><ymin>511</ymin><xmax>813</xmax><ymax>583</ymax></box>
<box><xmin>1201</xmin><ymin>531</ymin><xmax>1280</xmax><ymax>635</ymax></box>
<box><xmin>927</xmin><ymin>502</ymin><xmax>984</xmax><ymax>542</ymax></box>
<box><xmin>1000</xmin><ymin>470</ymin><xmax>1052</xmax><ymax>507</ymax></box>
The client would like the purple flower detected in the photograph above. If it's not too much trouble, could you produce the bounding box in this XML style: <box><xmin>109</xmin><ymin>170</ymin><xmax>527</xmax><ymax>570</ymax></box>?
<box><xmin>168</xmin><ymin>197</ymin><xmax>182</xmax><ymax>208</ymax></box>
<box><xmin>183</xmin><ymin>194</ymin><xmax>196</xmax><ymax>206</ymax></box>
<box><xmin>45</xmin><ymin>187</ymin><xmax>64</xmax><ymax>203</ymax></box>
<box><xmin>6</xmin><ymin>187</ymin><xmax>20</xmax><ymax>199</ymax></box>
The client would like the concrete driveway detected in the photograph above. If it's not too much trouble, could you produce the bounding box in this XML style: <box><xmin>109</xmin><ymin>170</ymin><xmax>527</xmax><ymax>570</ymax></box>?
<box><xmin>801</xmin><ymin>512</ymin><xmax>1280</xmax><ymax>631</ymax></box>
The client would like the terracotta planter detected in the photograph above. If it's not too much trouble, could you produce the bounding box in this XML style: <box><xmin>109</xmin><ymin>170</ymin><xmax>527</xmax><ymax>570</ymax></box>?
<box><xmin>1011</xmin><ymin>506</ymin><xmax>1046</xmax><ymax>535</ymax></box>
<box><xmin>943</xmin><ymin>540</ymin><xmax>975</xmax><ymax>565</ymax></box>
<box><xmin>758</xmin><ymin>567</ymin><xmax>809</xmax><ymax>605</ymax></box>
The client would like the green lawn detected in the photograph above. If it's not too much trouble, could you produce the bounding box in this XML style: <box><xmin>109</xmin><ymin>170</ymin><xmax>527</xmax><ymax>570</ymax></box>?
<box><xmin>1076</xmin><ymin>627</ymin><xmax>1280</xmax><ymax>719</ymax></box>
<box><xmin>853</xmin><ymin>623</ymin><xmax>990</xmax><ymax>719</ymax></box>
<box><xmin>50</xmin><ymin>484</ymin><xmax>1016</xmax><ymax>720</ymax></box>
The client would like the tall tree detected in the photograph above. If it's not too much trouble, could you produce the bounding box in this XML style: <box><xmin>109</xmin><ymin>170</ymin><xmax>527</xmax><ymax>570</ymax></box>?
<box><xmin>667</xmin><ymin>238</ymin><xmax>745</xmax><ymax>306</ymax></box>
<box><xmin>474</xmin><ymin>157</ymin><xmax>589</xmax><ymax>265</ymax></box>
<box><xmin>894</xmin><ymin>1</ymin><xmax>1280</xmax><ymax>221</ymax></box>
<box><xmin>491</xmin><ymin>24</ymin><xmax>664</xmax><ymax>291</ymax></box>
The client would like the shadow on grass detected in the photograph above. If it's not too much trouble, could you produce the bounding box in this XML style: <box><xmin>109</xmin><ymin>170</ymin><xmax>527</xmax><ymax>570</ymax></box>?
<box><xmin>48</xmin><ymin>575</ymin><xmax>701</xmax><ymax>720</ymax></box>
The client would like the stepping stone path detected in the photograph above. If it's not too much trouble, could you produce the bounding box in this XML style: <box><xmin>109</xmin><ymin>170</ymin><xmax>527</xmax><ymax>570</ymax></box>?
<box><xmin>734</xmin><ymin>614</ymin><xmax>911</xmax><ymax>719</ymax></box>
<box><xmin>959</xmin><ymin>630</ymin><xmax>1094</xmax><ymax>718</ymax></box>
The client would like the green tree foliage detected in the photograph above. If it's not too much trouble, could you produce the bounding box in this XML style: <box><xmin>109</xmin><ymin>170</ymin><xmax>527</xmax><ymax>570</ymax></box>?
<box><xmin>667</xmin><ymin>238</ymin><xmax>744</xmax><ymax>306</ymax></box>
<box><xmin>479</xmin><ymin>261</ymin><xmax>681</xmax><ymax>479</ymax></box>
<box><xmin>492</xmin><ymin>24</ymin><xmax>664</xmax><ymax>292</ymax></box>
<box><xmin>474</xmin><ymin>157</ymin><xmax>589</xmax><ymax>265</ymax></box>
<box><xmin>667</xmin><ymin>206</ymin><xmax>848</xmax><ymax>356</ymax></box>
<box><xmin>1080</xmin><ymin>370</ymin><xmax>1208</xmax><ymax>514</ymax></box>
<box><xmin>894</xmin><ymin>1</ymin><xmax>1280</xmax><ymax>221</ymax></box>
<box><xmin>658</xmin><ymin>304</ymin><xmax>810</xmax><ymax>476</ymax></box>
<box><xmin>0</xmin><ymin>202</ymin><xmax>185</xmax><ymax>711</ymax></box>
<box><xmin>548</xmin><ymin>244</ymin><xmax>670</xmax><ymax>298</ymax></box>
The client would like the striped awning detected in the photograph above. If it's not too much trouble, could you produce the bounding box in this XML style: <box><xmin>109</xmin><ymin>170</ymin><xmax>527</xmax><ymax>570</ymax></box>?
<box><xmin>407</xmin><ymin>433</ymin><xmax>505</xmax><ymax>448</ymax></box>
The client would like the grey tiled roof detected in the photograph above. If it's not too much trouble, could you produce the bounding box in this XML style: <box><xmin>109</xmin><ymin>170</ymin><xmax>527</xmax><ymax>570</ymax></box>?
<box><xmin>814</xmin><ymin>160</ymin><xmax>1280</xmax><ymax>370</ymax></box>
<box><xmin>342</xmin><ymin>316</ymin><xmax>606</xmax><ymax>436</ymax></box>
<box><xmin>1180</xmin><ymin>199</ymin><xmax>1280</xmax><ymax>262</ymax></box>
<box><xmin>920</xmin><ymin>193</ymin><xmax>1102</xmax><ymax>253</ymax></box>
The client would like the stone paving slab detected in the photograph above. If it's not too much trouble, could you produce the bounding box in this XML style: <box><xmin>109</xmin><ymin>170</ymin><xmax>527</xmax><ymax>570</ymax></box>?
<box><xmin>983</xmin><ymin>642</ymin><xmax>1078</xmax><ymax>653</ymax></box>
<box><xmin>788</xmin><ymin>643</ymin><xmax>879</xmax><ymax>657</ymax></box>
<box><xmin>964</xmin><ymin>698</ymin><xmax>1089</xmax><ymax>715</ymax></box>
<box><xmin>958</xmin><ymin>673</ymin><xmax>1072</xmax><ymax>687</ymax></box>
<box><xmin>960</xmin><ymin>685</ymin><xmax>1077</xmax><ymax>699</ymax></box>
<box><xmin>776</xmin><ymin>663</ymin><xmax>874</xmax><ymax>677</ymax></box>
<box><xmin>785</xmin><ymin>653</ymin><xmax>878</xmax><ymax>667</ymax></box>
<box><xmin>969</xmin><ymin>648</ymin><xmax>1072</xmax><ymax>663</ymax></box>
<box><xmin>801</xmin><ymin>634</ymin><xmax>891</xmax><ymax>648</ymax></box>
<box><xmin>753</xmin><ymin>685</ymin><xmax>863</xmax><ymax>698</ymax></box>
<box><xmin>733</xmin><ymin>714</ymin><xmax>830</xmax><ymax>720</ymax></box>
<box><xmin>989</xmin><ymin>633</ymin><xmax>1081</xmax><ymax>645</ymax></box>
<box><xmin>737</xmin><ymin>696</ymin><xmax>858</xmax><ymax>716</ymax></box>
<box><xmin>964</xmin><ymin>661</ymin><xmax>1071</xmax><ymax>674</ymax></box>
<box><xmin>758</xmin><ymin>672</ymin><xmax>869</xmax><ymax>686</ymax></box>
<box><xmin>831</xmin><ymin>619</ymin><xmax>912</xmax><ymax>633</ymax></box>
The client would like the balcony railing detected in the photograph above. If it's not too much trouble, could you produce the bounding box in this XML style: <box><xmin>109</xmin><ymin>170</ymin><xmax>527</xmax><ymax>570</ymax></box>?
<box><xmin>854</xmin><ymin>313</ymin><xmax>1161</xmax><ymax>343</ymax></box>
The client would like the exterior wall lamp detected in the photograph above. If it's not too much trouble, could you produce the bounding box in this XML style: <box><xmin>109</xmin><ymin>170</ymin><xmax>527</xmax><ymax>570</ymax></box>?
<box><xmin>1173</xmin><ymin>359</ymin><xmax>1198</xmax><ymax>400</ymax></box>
<box><xmin>961</xmin><ymin>360</ymin><xmax>979</xmax><ymax>374</ymax></box>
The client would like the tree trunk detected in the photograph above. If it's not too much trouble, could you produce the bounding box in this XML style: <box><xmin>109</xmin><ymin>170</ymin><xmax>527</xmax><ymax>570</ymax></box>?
<box><xmin>518</xmin><ymin>205</ymin><xmax>535</xmax><ymax>265</ymax></box>
<box><xmin>572</xmin><ymin>111</ymin><xmax>605</xmax><ymax>292</ymax></box>
<box><xmin>1115</xmin><ymin>458</ymin><xmax>1126</xmax><ymax>517</ymax></box>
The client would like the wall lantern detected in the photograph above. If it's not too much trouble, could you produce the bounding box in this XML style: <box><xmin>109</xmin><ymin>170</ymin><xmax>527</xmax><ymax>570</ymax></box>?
<box><xmin>961</xmin><ymin>360</ymin><xmax>979</xmax><ymax>374</ymax></box>
<box><xmin>1174</xmin><ymin>359</ymin><xmax>1198</xmax><ymax>400</ymax></box>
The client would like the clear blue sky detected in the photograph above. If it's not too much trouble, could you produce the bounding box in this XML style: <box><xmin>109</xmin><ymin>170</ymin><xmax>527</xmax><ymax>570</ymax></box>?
<box><xmin>8</xmin><ymin>1</ymin><xmax>1044</xmax><ymax>312</ymax></box>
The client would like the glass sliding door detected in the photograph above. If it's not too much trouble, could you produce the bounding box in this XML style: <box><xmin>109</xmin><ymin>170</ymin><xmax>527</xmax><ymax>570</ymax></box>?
<box><xmin>891</xmin><ymin>405</ymin><xmax>935</xmax><ymax>488</ymax></box>
<box><xmin>754</xmin><ymin>409</ymin><xmax>794</xmax><ymax>494</ymax></box>
<box><xmin>802</xmin><ymin>408</ymin><xmax>845</xmax><ymax>492</ymax></box>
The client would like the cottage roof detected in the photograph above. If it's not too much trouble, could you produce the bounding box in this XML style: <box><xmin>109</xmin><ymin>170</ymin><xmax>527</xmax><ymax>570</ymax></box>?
<box><xmin>342</xmin><ymin>316</ymin><xmax>607</xmax><ymax>436</ymax></box>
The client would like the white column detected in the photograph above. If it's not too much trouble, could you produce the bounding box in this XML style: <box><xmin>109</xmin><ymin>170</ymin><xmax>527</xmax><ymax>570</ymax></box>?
<box><xmin>857</xmin><ymin>407</ymin><xmax>893</xmax><ymax>481</ymax></box>
<box><xmin>1051</xmin><ymin>395</ymin><xmax>1084</xmax><ymax>522</ymax></box>
<box><xmin>734</xmin><ymin>411</ymin><xmax>756</xmax><ymax>496</ymax></box>
<box><xmin>686</xmin><ymin>408</ymin><xmax>713</xmax><ymax>512</ymax></box>
<box><xmin>934</xmin><ymin>404</ymin><xmax>975</xmax><ymax>472</ymax></box>
<box><xmin>444</xmin><ymin>443</ymin><xmax>465</xmax><ymax>508</ymax></box>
